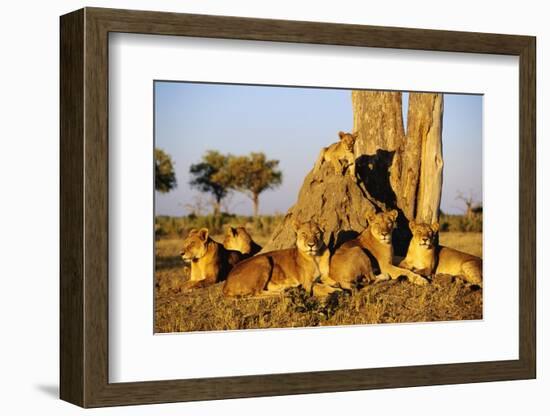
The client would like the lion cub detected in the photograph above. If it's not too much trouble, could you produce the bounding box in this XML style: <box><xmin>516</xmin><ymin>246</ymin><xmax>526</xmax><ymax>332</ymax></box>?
<box><xmin>222</xmin><ymin>220</ymin><xmax>330</xmax><ymax>297</ymax></box>
<box><xmin>315</xmin><ymin>131</ymin><xmax>358</xmax><ymax>177</ymax></box>
<box><xmin>179</xmin><ymin>228</ymin><xmax>243</xmax><ymax>291</ymax></box>
<box><xmin>330</xmin><ymin>210</ymin><xmax>428</xmax><ymax>288</ymax></box>
<box><xmin>223</xmin><ymin>226</ymin><xmax>262</xmax><ymax>257</ymax></box>
<box><xmin>399</xmin><ymin>221</ymin><xmax>483</xmax><ymax>286</ymax></box>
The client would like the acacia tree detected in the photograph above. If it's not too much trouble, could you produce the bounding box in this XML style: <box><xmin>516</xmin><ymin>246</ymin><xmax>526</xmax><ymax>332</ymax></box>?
<box><xmin>223</xmin><ymin>153</ymin><xmax>282</xmax><ymax>218</ymax></box>
<box><xmin>189</xmin><ymin>150</ymin><xmax>231</xmax><ymax>216</ymax></box>
<box><xmin>155</xmin><ymin>148</ymin><xmax>177</xmax><ymax>193</ymax></box>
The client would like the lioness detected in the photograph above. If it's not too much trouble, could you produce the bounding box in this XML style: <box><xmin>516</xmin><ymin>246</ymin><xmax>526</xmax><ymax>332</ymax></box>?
<box><xmin>179</xmin><ymin>228</ymin><xmax>243</xmax><ymax>291</ymax></box>
<box><xmin>330</xmin><ymin>210</ymin><xmax>428</xmax><ymax>287</ymax></box>
<box><xmin>315</xmin><ymin>131</ymin><xmax>358</xmax><ymax>177</ymax></box>
<box><xmin>399</xmin><ymin>221</ymin><xmax>483</xmax><ymax>286</ymax></box>
<box><xmin>222</xmin><ymin>220</ymin><xmax>330</xmax><ymax>297</ymax></box>
<box><xmin>223</xmin><ymin>226</ymin><xmax>262</xmax><ymax>257</ymax></box>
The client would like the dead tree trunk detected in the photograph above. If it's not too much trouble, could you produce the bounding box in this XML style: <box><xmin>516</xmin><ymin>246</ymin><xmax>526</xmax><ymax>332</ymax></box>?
<box><xmin>407</xmin><ymin>93</ymin><xmax>444</xmax><ymax>224</ymax></box>
<box><xmin>352</xmin><ymin>91</ymin><xmax>405</xmax><ymax>212</ymax></box>
<box><xmin>262</xmin><ymin>91</ymin><xmax>443</xmax><ymax>256</ymax></box>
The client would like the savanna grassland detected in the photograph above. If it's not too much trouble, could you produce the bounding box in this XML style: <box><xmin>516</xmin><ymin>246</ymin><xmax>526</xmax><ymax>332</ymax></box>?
<box><xmin>154</xmin><ymin>214</ymin><xmax>482</xmax><ymax>333</ymax></box>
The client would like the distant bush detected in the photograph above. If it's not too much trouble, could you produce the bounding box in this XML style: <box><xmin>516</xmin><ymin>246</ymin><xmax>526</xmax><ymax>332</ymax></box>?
<box><xmin>439</xmin><ymin>213</ymin><xmax>482</xmax><ymax>233</ymax></box>
<box><xmin>155</xmin><ymin>212</ymin><xmax>480</xmax><ymax>241</ymax></box>
<box><xmin>155</xmin><ymin>213</ymin><xmax>284</xmax><ymax>239</ymax></box>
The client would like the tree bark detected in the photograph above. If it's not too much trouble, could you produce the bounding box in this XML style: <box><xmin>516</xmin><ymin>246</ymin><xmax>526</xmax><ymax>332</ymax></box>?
<box><xmin>262</xmin><ymin>91</ymin><xmax>444</xmax><ymax>255</ymax></box>
<box><xmin>213</xmin><ymin>199</ymin><xmax>221</xmax><ymax>217</ymax></box>
<box><xmin>352</xmin><ymin>91</ymin><xmax>405</xmax><ymax>155</ymax></box>
<box><xmin>252</xmin><ymin>194</ymin><xmax>259</xmax><ymax>218</ymax></box>
<box><xmin>407</xmin><ymin>93</ymin><xmax>444</xmax><ymax>224</ymax></box>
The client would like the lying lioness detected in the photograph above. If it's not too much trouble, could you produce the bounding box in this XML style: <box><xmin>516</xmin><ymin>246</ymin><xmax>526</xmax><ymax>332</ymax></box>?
<box><xmin>314</xmin><ymin>131</ymin><xmax>358</xmax><ymax>177</ymax></box>
<box><xmin>330</xmin><ymin>210</ymin><xmax>428</xmax><ymax>288</ymax></box>
<box><xmin>179</xmin><ymin>228</ymin><xmax>243</xmax><ymax>291</ymax></box>
<box><xmin>223</xmin><ymin>226</ymin><xmax>262</xmax><ymax>257</ymax></box>
<box><xmin>222</xmin><ymin>220</ymin><xmax>330</xmax><ymax>297</ymax></box>
<box><xmin>399</xmin><ymin>221</ymin><xmax>483</xmax><ymax>286</ymax></box>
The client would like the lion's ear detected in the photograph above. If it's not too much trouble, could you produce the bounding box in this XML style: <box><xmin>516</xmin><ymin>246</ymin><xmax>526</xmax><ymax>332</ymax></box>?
<box><xmin>226</xmin><ymin>226</ymin><xmax>237</xmax><ymax>237</ymax></box>
<box><xmin>291</xmin><ymin>218</ymin><xmax>302</xmax><ymax>232</ymax></box>
<box><xmin>388</xmin><ymin>210</ymin><xmax>398</xmax><ymax>222</ymax></box>
<box><xmin>338</xmin><ymin>131</ymin><xmax>346</xmax><ymax>140</ymax></box>
<box><xmin>409</xmin><ymin>221</ymin><xmax>417</xmax><ymax>231</ymax></box>
<box><xmin>431</xmin><ymin>222</ymin><xmax>440</xmax><ymax>233</ymax></box>
<box><xmin>197</xmin><ymin>228</ymin><xmax>209</xmax><ymax>241</ymax></box>
<box><xmin>188</xmin><ymin>228</ymin><xmax>198</xmax><ymax>235</ymax></box>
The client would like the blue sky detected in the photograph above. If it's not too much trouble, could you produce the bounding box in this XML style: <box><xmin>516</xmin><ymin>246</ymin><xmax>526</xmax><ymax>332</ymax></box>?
<box><xmin>155</xmin><ymin>81</ymin><xmax>482</xmax><ymax>216</ymax></box>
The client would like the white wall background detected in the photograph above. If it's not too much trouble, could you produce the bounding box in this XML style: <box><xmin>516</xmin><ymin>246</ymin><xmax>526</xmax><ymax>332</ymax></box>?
<box><xmin>0</xmin><ymin>0</ymin><xmax>545</xmax><ymax>414</ymax></box>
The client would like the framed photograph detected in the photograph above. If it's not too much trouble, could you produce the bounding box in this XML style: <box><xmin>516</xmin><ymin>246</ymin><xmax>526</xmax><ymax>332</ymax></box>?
<box><xmin>60</xmin><ymin>7</ymin><xmax>536</xmax><ymax>408</ymax></box>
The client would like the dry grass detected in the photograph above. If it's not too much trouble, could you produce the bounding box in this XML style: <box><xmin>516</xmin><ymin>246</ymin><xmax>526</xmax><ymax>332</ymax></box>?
<box><xmin>155</xmin><ymin>231</ymin><xmax>482</xmax><ymax>333</ymax></box>
<box><xmin>439</xmin><ymin>232</ymin><xmax>482</xmax><ymax>257</ymax></box>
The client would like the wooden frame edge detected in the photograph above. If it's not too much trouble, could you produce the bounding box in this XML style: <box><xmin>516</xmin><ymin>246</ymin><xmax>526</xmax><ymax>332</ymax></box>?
<box><xmin>60</xmin><ymin>7</ymin><xmax>536</xmax><ymax>408</ymax></box>
<box><xmin>60</xmin><ymin>8</ymin><xmax>85</xmax><ymax>407</ymax></box>
<box><xmin>518</xmin><ymin>36</ymin><xmax>536</xmax><ymax>379</ymax></box>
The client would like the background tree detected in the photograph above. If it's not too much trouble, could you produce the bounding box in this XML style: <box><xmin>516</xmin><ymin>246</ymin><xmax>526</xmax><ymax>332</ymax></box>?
<box><xmin>155</xmin><ymin>148</ymin><xmax>177</xmax><ymax>193</ymax></box>
<box><xmin>181</xmin><ymin>196</ymin><xmax>209</xmax><ymax>217</ymax></box>
<box><xmin>189</xmin><ymin>150</ymin><xmax>231</xmax><ymax>216</ymax></box>
<box><xmin>223</xmin><ymin>152</ymin><xmax>282</xmax><ymax>218</ymax></box>
<box><xmin>456</xmin><ymin>190</ymin><xmax>481</xmax><ymax>219</ymax></box>
<box><xmin>263</xmin><ymin>91</ymin><xmax>443</xmax><ymax>255</ymax></box>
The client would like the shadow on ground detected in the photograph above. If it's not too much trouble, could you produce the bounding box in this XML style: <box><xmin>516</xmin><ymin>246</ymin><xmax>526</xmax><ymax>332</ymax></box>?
<box><xmin>35</xmin><ymin>384</ymin><xmax>58</xmax><ymax>399</ymax></box>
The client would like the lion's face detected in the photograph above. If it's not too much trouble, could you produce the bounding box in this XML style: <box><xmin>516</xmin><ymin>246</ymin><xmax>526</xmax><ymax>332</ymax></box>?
<box><xmin>338</xmin><ymin>131</ymin><xmax>358</xmax><ymax>152</ymax></box>
<box><xmin>223</xmin><ymin>226</ymin><xmax>253</xmax><ymax>254</ymax></box>
<box><xmin>410</xmin><ymin>221</ymin><xmax>439</xmax><ymax>249</ymax></box>
<box><xmin>367</xmin><ymin>210</ymin><xmax>398</xmax><ymax>245</ymax></box>
<box><xmin>180</xmin><ymin>228</ymin><xmax>209</xmax><ymax>262</ymax></box>
<box><xmin>293</xmin><ymin>220</ymin><xmax>325</xmax><ymax>256</ymax></box>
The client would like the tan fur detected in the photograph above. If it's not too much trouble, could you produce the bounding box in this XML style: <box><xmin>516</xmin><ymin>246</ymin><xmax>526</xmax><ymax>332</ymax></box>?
<box><xmin>328</xmin><ymin>240</ymin><xmax>378</xmax><ymax>291</ymax></box>
<box><xmin>399</xmin><ymin>221</ymin><xmax>482</xmax><ymax>286</ymax></box>
<box><xmin>436</xmin><ymin>247</ymin><xmax>483</xmax><ymax>286</ymax></box>
<box><xmin>315</xmin><ymin>131</ymin><xmax>358</xmax><ymax>177</ymax></box>
<box><xmin>399</xmin><ymin>222</ymin><xmax>439</xmax><ymax>276</ymax></box>
<box><xmin>179</xmin><ymin>228</ymin><xmax>243</xmax><ymax>291</ymax></box>
<box><xmin>222</xmin><ymin>220</ymin><xmax>330</xmax><ymax>297</ymax></box>
<box><xmin>223</xmin><ymin>226</ymin><xmax>262</xmax><ymax>257</ymax></box>
<box><xmin>331</xmin><ymin>210</ymin><xmax>428</xmax><ymax>287</ymax></box>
